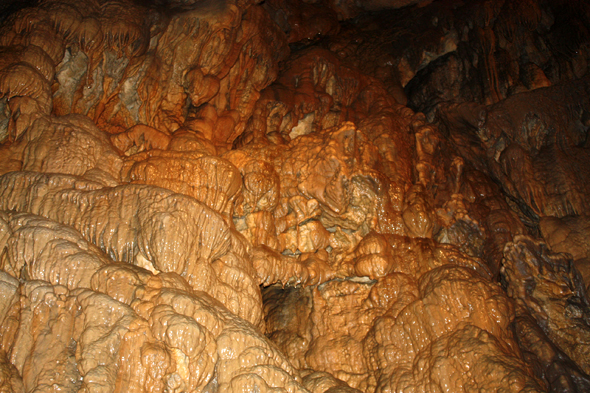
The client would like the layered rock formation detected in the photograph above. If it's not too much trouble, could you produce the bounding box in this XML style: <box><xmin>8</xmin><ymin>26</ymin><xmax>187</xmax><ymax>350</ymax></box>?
<box><xmin>0</xmin><ymin>0</ymin><xmax>589</xmax><ymax>392</ymax></box>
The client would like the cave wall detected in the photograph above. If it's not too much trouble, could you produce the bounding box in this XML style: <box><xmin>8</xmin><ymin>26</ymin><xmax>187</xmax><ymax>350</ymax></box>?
<box><xmin>0</xmin><ymin>0</ymin><xmax>589</xmax><ymax>392</ymax></box>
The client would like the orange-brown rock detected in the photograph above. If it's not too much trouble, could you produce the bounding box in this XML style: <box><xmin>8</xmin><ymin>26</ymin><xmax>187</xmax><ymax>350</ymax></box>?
<box><xmin>0</xmin><ymin>211</ymin><xmax>111</xmax><ymax>289</ymax></box>
<box><xmin>540</xmin><ymin>215</ymin><xmax>590</xmax><ymax>292</ymax></box>
<box><xmin>513</xmin><ymin>308</ymin><xmax>590</xmax><ymax>392</ymax></box>
<box><xmin>0</xmin><ymin>171</ymin><xmax>263</xmax><ymax>328</ymax></box>
<box><xmin>228</xmin><ymin>119</ymin><xmax>411</xmax><ymax>266</ymax></box>
<box><xmin>503</xmin><ymin>236</ymin><xmax>590</xmax><ymax>376</ymax></box>
<box><xmin>0</xmin><ymin>113</ymin><xmax>123</xmax><ymax>183</ymax></box>
<box><xmin>441</xmin><ymin>77</ymin><xmax>590</xmax><ymax>219</ymax></box>
<box><xmin>261</xmin><ymin>0</ymin><xmax>339</xmax><ymax>44</ymax></box>
<box><xmin>0</xmin><ymin>0</ymin><xmax>589</xmax><ymax>391</ymax></box>
<box><xmin>0</xmin><ymin>349</ymin><xmax>24</xmax><ymax>393</ymax></box>
<box><xmin>0</xmin><ymin>0</ymin><xmax>289</xmax><ymax>145</ymax></box>
<box><xmin>302</xmin><ymin>370</ymin><xmax>362</xmax><ymax>393</ymax></box>
<box><xmin>0</xmin><ymin>269</ymin><xmax>308</xmax><ymax>392</ymax></box>
<box><xmin>122</xmin><ymin>153</ymin><xmax>242</xmax><ymax>218</ymax></box>
<box><xmin>263</xmin><ymin>232</ymin><xmax>542</xmax><ymax>392</ymax></box>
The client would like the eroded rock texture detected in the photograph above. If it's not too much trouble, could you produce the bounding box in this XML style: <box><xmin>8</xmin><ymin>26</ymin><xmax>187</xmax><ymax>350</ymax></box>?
<box><xmin>0</xmin><ymin>0</ymin><xmax>589</xmax><ymax>392</ymax></box>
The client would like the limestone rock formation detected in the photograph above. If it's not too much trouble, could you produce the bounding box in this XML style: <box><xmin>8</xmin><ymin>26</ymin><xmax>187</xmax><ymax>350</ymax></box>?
<box><xmin>0</xmin><ymin>0</ymin><xmax>589</xmax><ymax>392</ymax></box>
<box><xmin>503</xmin><ymin>236</ymin><xmax>590</xmax><ymax>376</ymax></box>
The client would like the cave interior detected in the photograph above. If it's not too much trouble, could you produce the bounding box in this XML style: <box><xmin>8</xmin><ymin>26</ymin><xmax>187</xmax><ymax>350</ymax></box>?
<box><xmin>0</xmin><ymin>0</ymin><xmax>590</xmax><ymax>392</ymax></box>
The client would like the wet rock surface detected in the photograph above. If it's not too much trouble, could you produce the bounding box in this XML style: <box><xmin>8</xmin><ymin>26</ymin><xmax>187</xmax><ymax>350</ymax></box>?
<box><xmin>0</xmin><ymin>0</ymin><xmax>589</xmax><ymax>392</ymax></box>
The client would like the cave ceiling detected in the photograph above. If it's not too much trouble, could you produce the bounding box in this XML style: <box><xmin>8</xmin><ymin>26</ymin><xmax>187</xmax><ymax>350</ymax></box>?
<box><xmin>0</xmin><ymin>0</ymin><xmax>590</xmax><ymax>392</ymax></box>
